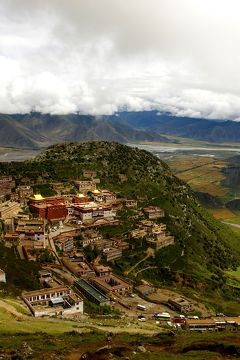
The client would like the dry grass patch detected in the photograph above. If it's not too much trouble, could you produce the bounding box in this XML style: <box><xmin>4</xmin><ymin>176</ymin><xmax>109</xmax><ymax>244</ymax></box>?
<box><xmin>168</xmin><ymin>156</ymin><xmax>229</xmax><ymax>196</ymax></box>
<box><xmin>209</xmin><ymin>208</ymin><xmax>236</xmax><ymax>219</ymax></box>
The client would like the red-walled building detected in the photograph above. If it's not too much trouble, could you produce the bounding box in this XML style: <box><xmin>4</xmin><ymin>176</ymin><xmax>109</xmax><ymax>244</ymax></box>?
<box><xmin>72</xmin><ymin>194</ymin><xmax>89</xmax><ymax>204</ymax></box>
<box><xmin>29</xmin><ymin>194</ymin><xmax>66</xmax><ymax>206</ymax></box>
<box><xmin>29</xmin><ymin>194</ymin><xmax>68</xmax><ymax>221</ymax></box>
<box><xmin>46</xmin><ymin>204</ymin><xmax>68</xmax><ymax>220</ymax></box>
<box><xmin>30</xmin><ymin>204</ymin><xmax>68</xmax><ymax>221</ymax></box>
<box><xmin>46</xmin><ymin>196</ymin><xmax>67</xmax><ymax>206</ymax></box>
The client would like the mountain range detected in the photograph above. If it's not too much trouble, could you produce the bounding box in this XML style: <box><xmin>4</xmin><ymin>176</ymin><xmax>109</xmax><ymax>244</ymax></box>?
<box><xmin>2</xmin><ymin>111</ymin><xmax>240</xmax><ymax>148</ymax></box>
<box><xmin>0</xmin><ymin>113</ymin><xmax>169</xmax><ymax>148</ymax></box>
<box><xmin>109</xmin><ymin>111</ymin><xmax>240</xmax><ymax>143</ymax></box>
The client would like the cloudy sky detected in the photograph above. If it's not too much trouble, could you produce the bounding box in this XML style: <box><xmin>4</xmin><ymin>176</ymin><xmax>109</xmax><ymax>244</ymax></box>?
<box><xmin>0</xmin><ymin>0</ymin><xmax>240</xmax><ymax>119</ymax></box>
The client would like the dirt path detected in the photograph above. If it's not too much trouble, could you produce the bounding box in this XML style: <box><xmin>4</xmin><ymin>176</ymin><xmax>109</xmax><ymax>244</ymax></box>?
<box><xmin>125</xmin><ymin>247</ymin><xmax>155</xmax><ymax>276</ymax></box>
<box><xmin>86</xmin><ymin>324</ymin><xmax>160</xmax><ymax>335</ymax></box>
<box><xmin>135</xmin><ymin>265</ymin><xmax>158</xmax><ymax>276</ymax></box>
<box><xmin>222</xmin><ymin>221</ymin><xmax>240</xmax><ymax>228</ymax></box>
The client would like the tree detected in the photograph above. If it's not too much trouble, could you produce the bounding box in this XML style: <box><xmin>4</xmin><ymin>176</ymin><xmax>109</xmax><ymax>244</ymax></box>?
<box><xmin>38</xmin><ymin>249</ymin><xmax>55</xmax><ymax>264</ymax></box>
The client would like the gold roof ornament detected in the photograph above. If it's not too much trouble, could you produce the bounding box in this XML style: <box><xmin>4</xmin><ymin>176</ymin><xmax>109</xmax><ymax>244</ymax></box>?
<box><xmin>93</xmin><ymin>189</ymin><xmax>100</xmax><ymax>194</ymax></box>
<box><xmin>30</xmin><ymin>194</ymin><xmax>45</xmax><ymax>201</ymax></box>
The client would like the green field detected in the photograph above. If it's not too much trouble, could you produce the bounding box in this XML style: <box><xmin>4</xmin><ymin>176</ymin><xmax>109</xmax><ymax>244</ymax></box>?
<box><xmin>222</xmin><ymin>215</ymin><xmax>240</xmax><ymax>224</ymax></box>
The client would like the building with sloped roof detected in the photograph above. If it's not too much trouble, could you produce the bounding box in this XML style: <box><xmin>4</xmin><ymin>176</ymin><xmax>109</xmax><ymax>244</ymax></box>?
<box><xmin>75</xmin><ymin>279</ymin><xmax>110</xmax><ymax>306</ymax></box>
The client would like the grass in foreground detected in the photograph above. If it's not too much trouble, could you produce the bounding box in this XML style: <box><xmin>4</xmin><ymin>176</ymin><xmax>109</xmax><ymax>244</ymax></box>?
<box><xmin>0</xmin><ymin>329</ymin><xmax>239</xmax><ymax>359</ymax></box>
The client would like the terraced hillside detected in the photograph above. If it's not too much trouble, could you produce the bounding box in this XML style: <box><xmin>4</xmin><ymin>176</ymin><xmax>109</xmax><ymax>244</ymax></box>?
<box><xmin>168</xmin><ymin>156</ymin><xmax>228</xmax><ymax>197</ymax></box>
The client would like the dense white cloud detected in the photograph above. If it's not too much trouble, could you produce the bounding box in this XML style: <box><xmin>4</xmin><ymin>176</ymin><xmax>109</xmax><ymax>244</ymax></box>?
<box><xmin>1</xmin><ymin>0</ymin><xmax>240</xmax><ymax>118</ymax></box>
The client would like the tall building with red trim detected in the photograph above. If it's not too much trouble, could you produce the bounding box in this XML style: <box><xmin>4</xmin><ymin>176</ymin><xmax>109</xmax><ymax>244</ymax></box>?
<box><xmin>29</xmin><ymin>194</ymin><xmax>68</xmax><ymax>221</ymax></box>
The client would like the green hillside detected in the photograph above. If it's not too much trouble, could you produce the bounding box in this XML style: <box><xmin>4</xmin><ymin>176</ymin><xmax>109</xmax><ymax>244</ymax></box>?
<box><xmin>1</xmin><ymin>141</ymin><xmax>240</xmax><ymax>294</ymax></box>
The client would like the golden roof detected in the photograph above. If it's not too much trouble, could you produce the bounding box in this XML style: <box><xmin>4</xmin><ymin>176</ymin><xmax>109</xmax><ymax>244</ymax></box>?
<box><xmin>77</xmin><ymin>193</ymin><xmax>85</xmax><ymax>198</ymax></box>
<box><xmin>30</xmin><ymin>194</ymin><xmax>45</xmax><ymax>201</ymax></box>
<box><xmin>93</xmin><ymin>189</ymin><xmax>100</xmax><ymax>194</ymax></box>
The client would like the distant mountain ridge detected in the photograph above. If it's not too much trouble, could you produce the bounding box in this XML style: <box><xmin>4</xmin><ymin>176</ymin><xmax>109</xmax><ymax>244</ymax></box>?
<box><xmin>2</xmin><ymin>111</ymin><xmax>240</xmax><ymax>148</ymax></box>
<box><xmin>0</xmin><ymin>113</ymin><xmax>170</xmax><ymax>148</ymax></box>
<box><xmin>109</xmin><ymin>111</ymin><xmax>240</xmax><ymax>143</ymax></box>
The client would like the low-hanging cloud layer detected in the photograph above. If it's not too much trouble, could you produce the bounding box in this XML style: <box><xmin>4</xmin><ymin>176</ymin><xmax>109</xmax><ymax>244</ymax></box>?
<box><xmin>1</xmin><ymin>0</ymin><xmax>240</xmax><ymax>119</ymax></box>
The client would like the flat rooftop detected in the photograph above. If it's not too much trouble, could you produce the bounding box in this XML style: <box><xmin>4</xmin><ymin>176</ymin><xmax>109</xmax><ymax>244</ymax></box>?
<box><xmin>187</xmin><ymin>319</ymin><xmax>216</xmax><ymax>326</ymax></box>
<box><xmin>73</xmin><ymin>202</ymin><xmax>112</xmax><ymax>210</ymax></box>
<box><xmin>187</xmin><ymin>317</ymin><xmax>240</xmax><ymax>326</ymax></box>
<box><xmin>143</xmin><ymin>206</ymin><xmax>164</xmax><ymax>212</ymax></box>
<box><xmin>22</xmin><ymin>286</ymin><xmax>70</xmax><ymax>297</ymax></box>
<box><xmin>16</xmin><ymin>225</ymin><xmax>44</xmax><ymax>232</ymax></box>
<box><xmin>18</xmin><ymin>219</ymin><xmax>44</xmax><ymax>225</ymax></box>
<box><xmin>92</xmin><ymin>274</ymin><xmax>131</xmax><ymax>291</ymax></box>
<box><xmin>93</xmin><ymin>265</ymin><xmax>112</xmax><ymax>272</ymax></box>
<box><xmin>0</xmin><ymin>202</ymin><xmax>19</xmax><ymax>210</ymax></box>
<box><xmin>171</xmin><ymin>297</ymin><xmax>192</xmax><ymax>305</ymax></box>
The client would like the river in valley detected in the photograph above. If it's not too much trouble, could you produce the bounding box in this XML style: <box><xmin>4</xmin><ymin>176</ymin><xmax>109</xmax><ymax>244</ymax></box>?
<box><xmin>1</xmin><ymin>142</ymin><xmax>240</xmax><ymax>162</ymax></box>
<box><xmin>128</xmin><ymin>143</ymin><xmax>240</xmax><ymax>160</ymax></box>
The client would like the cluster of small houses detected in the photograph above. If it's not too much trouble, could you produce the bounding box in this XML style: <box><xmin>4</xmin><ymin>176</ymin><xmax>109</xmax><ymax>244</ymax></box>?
<box><xmin>1</xmin><ymin>174</ymin><xmax>240</xmax><ymax>331</ymax></box>
<box><xmin>21</xmin><ymin>272</ymin><xmax>240</xmax><ymax>332</ymax></box>
<box><xmin>0</xmin><ymin>172</ymin><xmax>175</xmax><ymax>260</ymax></box>
<box><xmin>22</xmin><ymin>265</ymin><xmax>133</xmax><ymax>317</ymax></box>
<box><xmin>0</xmin><ymin>172</ymin><xmax>177</xmax><ymax>320</ymax></box>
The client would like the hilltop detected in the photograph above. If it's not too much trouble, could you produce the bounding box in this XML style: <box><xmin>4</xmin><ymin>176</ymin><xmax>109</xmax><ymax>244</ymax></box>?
<box><xmin>1</xmin><ymin>141</ymin><xmax>240</xmax><ymax>297</ymax></box>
